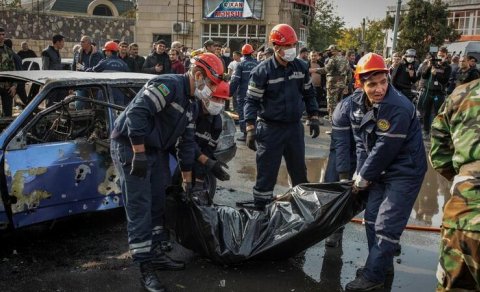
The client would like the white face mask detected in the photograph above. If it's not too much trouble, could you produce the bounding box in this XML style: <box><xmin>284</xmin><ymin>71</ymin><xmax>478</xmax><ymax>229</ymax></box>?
<box><xmin>223</xmin><ymin>53</ymin><xmax>230</xmax><ymax>58</ymax></box>
<box><xmin>194</xmin><ymin>78</ymin><xmax>213</xmax><ymax>100</ymax></box>
<box><xmin>406</xmin><ymin>57</ymin><xmax>414</xmax><ymax>63</ymax></box>
<box><xmin>203</xmin><ymin>98</ymin><xmax>224</xmax><ymax>115</ymax></box>
<box><xmin>282</xmin><ymin>47</ymin><xmax>297</xmax><ymax>62</ymax></box>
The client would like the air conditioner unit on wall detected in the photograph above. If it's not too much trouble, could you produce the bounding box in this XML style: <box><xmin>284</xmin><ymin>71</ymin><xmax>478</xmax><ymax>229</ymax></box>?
<box><xmin>172</xmin><ymin>22</ymin><xmax>191</xmax><ymax>35</ymax></box>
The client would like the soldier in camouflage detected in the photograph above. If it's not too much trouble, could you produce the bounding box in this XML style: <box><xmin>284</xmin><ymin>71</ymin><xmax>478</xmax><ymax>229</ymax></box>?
<box><xmin>0</xmin><ymin>27</ymin><xmax>17</xmax><ymax>117</ymax></box>
<box><xmin>430</xmin><ymin>78</ymin><xmax>480</xmax><ymax>291</ymax></box>
<box><xmin>317</xmin><ymin>45</ymin><xmax>351</xmax><ymax>121</ymax></box>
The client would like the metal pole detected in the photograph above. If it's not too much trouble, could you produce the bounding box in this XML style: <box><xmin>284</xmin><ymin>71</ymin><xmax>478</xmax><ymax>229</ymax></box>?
<box><xmin>391</xmin><ymin>0</ymin><xmax>402</xmax><ymax>55</ymax></box>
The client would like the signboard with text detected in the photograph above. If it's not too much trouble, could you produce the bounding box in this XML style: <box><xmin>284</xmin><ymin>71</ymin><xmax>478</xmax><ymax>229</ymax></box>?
<box><xmin>203</xmin><ymin>0</ymin><xmax>263</xmax><ymax>20</ymax></box>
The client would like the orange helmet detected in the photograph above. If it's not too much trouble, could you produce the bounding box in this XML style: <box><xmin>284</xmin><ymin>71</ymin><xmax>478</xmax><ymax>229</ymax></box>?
<box><xmin>355</xmin><ymin>53</ymin><xmax>389</xmax><ymax>83</ymax></box>
<box><xmin>269</xmin><ymin>24</ymin><xmax>298</xmax><ymax>46</ymax></box>
<box><xmin>103</xmin><ymin>41</ymin><xmax>119</xmax><ymax>52</ymax></box>
<box><xmin>191</xmin><ymin>52</ymin><xmax>224</xmax><ymax>85</ymax></box>
<box><xmin>212</xmin><ymin>81</ymin><xmax>230</xmax><ymax>100</ymax></box>
<box><xmin>242</xmin><ymin>44</ymin><xmax>254</xmax><ymax>55</ymax></box>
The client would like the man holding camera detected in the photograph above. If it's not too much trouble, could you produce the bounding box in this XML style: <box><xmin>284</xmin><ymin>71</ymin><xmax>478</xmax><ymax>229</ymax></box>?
<box><xmin>391</xmin><ymin>49</ymin><xmax>418</xmax><ymax>102</ymax></box>
<box><xmin>418</xmin><ymin>46</ymin><xmax>451</xmax><ymax>136</ymax></box>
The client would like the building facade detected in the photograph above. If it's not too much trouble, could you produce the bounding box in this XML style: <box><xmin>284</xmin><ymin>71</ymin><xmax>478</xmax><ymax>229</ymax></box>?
<box><xmin>135</xmin><ymin>0</ymin><xmax>315</xmax><ymax>56</ymax></box>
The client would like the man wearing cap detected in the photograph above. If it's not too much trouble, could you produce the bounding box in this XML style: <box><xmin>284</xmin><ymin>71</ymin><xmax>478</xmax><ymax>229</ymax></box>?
<box><xmin>344</xmin><ymin>53</ymin><xmax>427</xmax><ymax>291</ymax></box>
<box><xmin>317</xmin><ymin>44</ymin><xmax>351</xmax><ymax>122</ymax></box>
<box><xmin>391</xmin><ymin>49</ymin><xmax>418</xmax><ymax>102</ymax></box>
<box><xmin>110</xmin><ymin>52</ymin><xmax>225</xmax><ymax>292</ymax></box>
<box><xmin>41</xmin><ymin>34</ymin><xmax>65</xmax><ymax>70</ymax></box>
<box><xmin>142</xmin><ymin>39</ymin><xmax>171</xmax><ymax>75</ymax></box>
<box><xmin>230</xmin><ymin>44</ymin><xmax>258</xmax><ymax>142</ymax></box>
<box><xmin>244</xmin><ymin>24</ymin><xmax>320</xmax><ymax>209</ymax></box>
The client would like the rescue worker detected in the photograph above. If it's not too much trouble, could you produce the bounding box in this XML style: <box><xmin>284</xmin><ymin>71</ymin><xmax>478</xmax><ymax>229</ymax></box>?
<box><xmin>244</xmin><ymin>24</ymin><xmax>320</xmax><ymax>209</ymax></box>
<box><xmin>192</xmin><ymin>81</ymin><xmax>231</xmax><ymax>190</ymax></box>
<box><xmin>229</xmin><ymin>44</ymin><xmax>258</xmax><ymax>142</ymax></box>
<box><xmin>110</xmin><ymin>52</ymin><xmax>225</xmax><ymax>292</ymax></box>
<box><xmin>345</xmin><ymin>53</ymin><xmax>427</xmax><ymax>291</ymax></box>
<box><xmin>391</xmin><ymin>48</ymin><xmax>417</xmax><ymax>102</ymax></box>
<box><xmin>84</xmin><ymin>41</ymin><xmax>129</xmax><ymax>73</ymax></box>
<box><xmin>323</xmin><ymin>92</ymin><xmax>357</xmax><ymax>247</ymax></box>
<box><xmin>317</xmin><ymin>44</ymin><xmax>351</xmax><ymax>122</ymax></box>
<box><xmin>430</xmin><ymin>79</ymin><xmax>480</xmax><ymax>291</ymax></box>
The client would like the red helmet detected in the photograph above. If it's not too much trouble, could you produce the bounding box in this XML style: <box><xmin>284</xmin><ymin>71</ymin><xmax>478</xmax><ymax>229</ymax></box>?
<box><xmin>191</xmin><ymin>52</ymin><xmax>224</xmax><ymax>85</ymax></box>
<box><xmin>269</xmin><ymin>24</ymin><xmax>298</xmax><ymax>46</ymax></box>
<box><xmin>104</xmin><ymin>41</ymin><xmax>119</xmax><ymax>52</ymax></box>
<box><xmin>355</xmin><ymin>53</ymin><xmax>389</xmax><ymax>83</ymax></box>
<box><xmin>242</xmin><ymin>44</ymin><xmax>254</xmax><ymax>55</ymax></box>
<box><xmin>212</xmin><ymin>81</ymin><xmax>230</xmax><ymax>100</ymax></box>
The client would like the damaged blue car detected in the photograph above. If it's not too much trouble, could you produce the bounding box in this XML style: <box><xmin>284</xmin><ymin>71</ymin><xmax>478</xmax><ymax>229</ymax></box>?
<box><xmin>0</xmin><ymin>71</ymin><xmax>236</xmax><ymax>231</ymax></box>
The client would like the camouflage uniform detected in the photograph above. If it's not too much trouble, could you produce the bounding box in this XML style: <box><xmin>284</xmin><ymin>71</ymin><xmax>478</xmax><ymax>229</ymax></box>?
<box><xmin>0</xmin><ymin>44</ymin><xmax>16</xmax><ymax>116</ymax></box>
<box><xmin>319</xmin><ymin>54</ymin><xmax>351</xmax><ymax>120</ymax></box>
<box><xmin>430</xmin><ymin>79</ymin><xmax>480</xmax><ymax>291</ymax></box>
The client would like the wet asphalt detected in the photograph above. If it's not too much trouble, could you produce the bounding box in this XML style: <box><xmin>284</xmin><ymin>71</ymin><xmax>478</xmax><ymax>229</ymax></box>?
<box><xmin>0</xmin><ymin>122</ymin><xmax>444</xmax><ymax>292</ymax></box>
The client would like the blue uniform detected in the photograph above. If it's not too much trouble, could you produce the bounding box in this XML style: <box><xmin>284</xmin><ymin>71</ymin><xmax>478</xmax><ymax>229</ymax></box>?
<box><xmin>229</xmin><ymin>55</ymin><xmax>258</xmax><ymax>133</ymax></box>
<box><xmin>349</xmin><ymin>85</ymin><xmax>427</xmax><ymax>283</ymax></box>
<box><xmin>245</xmin><ymin>56</ymin><xmax>319</xmax><ymax>202</ymax></box>
<box><xmin>192</xmin><ymin>100</ymin><xmax>223</xmax><ymax>182</ymax></box>
<box><xmin>324</xmin><ymin>94</ymin><xmax>356</xmax><ymax>182</ymax></box>
<box><xmin>110</xmin><ymin>74</ymin><xmax>197</xmax><ymax>263</ymax></box>
<box><xmin>86</xmin><ymin>54</ymin><xmax>129</xmax><ymax>72</ymax></box>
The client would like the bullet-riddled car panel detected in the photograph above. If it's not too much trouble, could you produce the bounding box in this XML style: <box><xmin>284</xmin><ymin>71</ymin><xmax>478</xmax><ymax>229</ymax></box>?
<box><xmin>0</xmin><ymin>71</ymin><xmax>236</xmax><ymax>230</ymax></box>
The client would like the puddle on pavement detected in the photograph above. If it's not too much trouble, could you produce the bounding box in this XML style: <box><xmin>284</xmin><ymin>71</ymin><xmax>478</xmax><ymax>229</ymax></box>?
<box><xmin>237</xmin><ymin>157</ymin><xmax>450</xmax><ymax>228</ymax></box>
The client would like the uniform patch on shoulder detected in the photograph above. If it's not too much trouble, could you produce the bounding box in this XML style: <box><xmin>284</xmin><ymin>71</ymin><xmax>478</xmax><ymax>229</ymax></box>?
<box><xmin>157</xmin><ymin>84</ymin><xmax>171</xmax><ymax>96</ymax></box>
<box><xmin>377</xmin><ymin>119</ymin><xmax>390</xmax><ymax>131</ymax></box>
<box><xmin>248</xmin><ymin>81</ymin><xmax>257</xmax><ymax>88</ymax></box>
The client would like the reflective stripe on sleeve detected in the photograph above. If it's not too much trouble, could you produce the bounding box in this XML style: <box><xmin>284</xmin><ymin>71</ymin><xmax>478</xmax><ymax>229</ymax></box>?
<box><xmin>267</xmin><ymin>77</ymin><xmax>285</xmax><ymax>84</ymax></box>
<box><xmin>375</xmin><ymin>132</ymin><xmax>407</xmax><ymax>138</ymax></box>
<box><xmin>144</xmin><ymin>88</ymin><xmax>166</xmax><ymax>112</ymax></box>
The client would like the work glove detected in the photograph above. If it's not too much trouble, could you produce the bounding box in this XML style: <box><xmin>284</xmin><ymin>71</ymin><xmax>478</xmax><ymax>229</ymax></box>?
<box><xmin>353</xmin><ymin>175</ymin><xmax>370</xmax><ymax>194</ymax></box>
<box><xmin>130</xmin><ymin>152</ymin><xmax>148</xmax><ymax>178</ymax></box>
<box><xmin>76</xmin><ymin>63</ymin><xmax>85</xmax><ymax>71</ymax></box>
<box><xmin>246</xmin><ymin>128</ymin><xmax>257</xmax><ymax>151</ymax></box>
<box><xmin>309</xmin><ymin>118</ymin><xmax>320</xmax><ymax>138</ymax></box>
<box><xmin>205</xmin><ymin>159</ymin><xmax>230</xmax><ymax>181</ymax></box>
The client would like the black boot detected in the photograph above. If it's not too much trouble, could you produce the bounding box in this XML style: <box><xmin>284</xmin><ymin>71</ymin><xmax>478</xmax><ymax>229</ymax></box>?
<box><xmin>140</xmin><ymin>262</ymin><xmax>167</xmax><ymax>292</ymax></box>
<box><xmin>345</xmin><ymin>275</ymin><xmax>383</xmax><ymax>291</ymax></box>
<box><xmin>356</xmin><ymin>266</ymin><xmax>394</xmax><ymax>277</ymax></box>
<box><xmin>325</xmin><ymin>227</ymin><xmax>344</xmax><ymax>248</ymax></box>
<box><xmin>151</xmin><ymin>252</ymin><xmax>185</xmax><ymax>271</ymax></box>
<box><xmin>236</xmin><ymin>133</ymin><xmax>246</xmax><ymax>142</ymax></box>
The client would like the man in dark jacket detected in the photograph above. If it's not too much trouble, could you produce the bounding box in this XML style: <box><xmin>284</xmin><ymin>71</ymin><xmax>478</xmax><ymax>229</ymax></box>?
<box><xmin>142</xmin><ymin>39</ymin><xmax>171</xmax><ymax>75</ymax></box>
<box><xmin>72</xmin><ymin>36</ymin><xmax>102</xmax><ymax>72</ymax></box>
<box><xmin>118</xmin><ymin>41</ymin><xmax>139</xmax><ymax>72</ymax></box>
<box><xmin>17</xmin><ymin>41</ymin><xmax>37</xmax><ymax>60</ymax></box>
<box><xmin>455</xmin><ymin>55</ymin><xmax>480</xmax><ymax>86</ymax></box>
<box><xmin>419</xmin><ymin>47</ymin><xmax>451</xmax><ymax>136</ymax></box>
<box><xmin>129</xmin><ymin>43</ymin><xmax>145</xmax><ymax>71</ymax></box>
<box><xmin>0</xmin><ymin>28</ymin><xmax>18</xmax><ymax>116</ymax></box>
<box><xmin>391</xmin><ymin>48</ymin><xmax>417</xmax><ymax>102</ymax></box>
<box><xmin>41</xmin><ymin>34</ymin><xmax>65</xmax><ymax>70</ymax></box>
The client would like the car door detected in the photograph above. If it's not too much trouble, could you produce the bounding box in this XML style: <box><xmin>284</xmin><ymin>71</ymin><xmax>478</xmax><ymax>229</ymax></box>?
<box><xmin>3</xmin><ymin>84</ymin><xmax>124</xmax><ymax>228</ymax></box>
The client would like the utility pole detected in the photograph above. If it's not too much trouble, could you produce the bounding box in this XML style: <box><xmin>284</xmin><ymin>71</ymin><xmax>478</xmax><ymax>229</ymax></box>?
<box><xmin>361</xmin><ymin>18</ymin><xmax>366</xmax><ymax>53</ymax></box>
<box><xmin>391</xmin><ymin>0</ymin><xmax>402</xmax><ymax>56</ymax></box>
